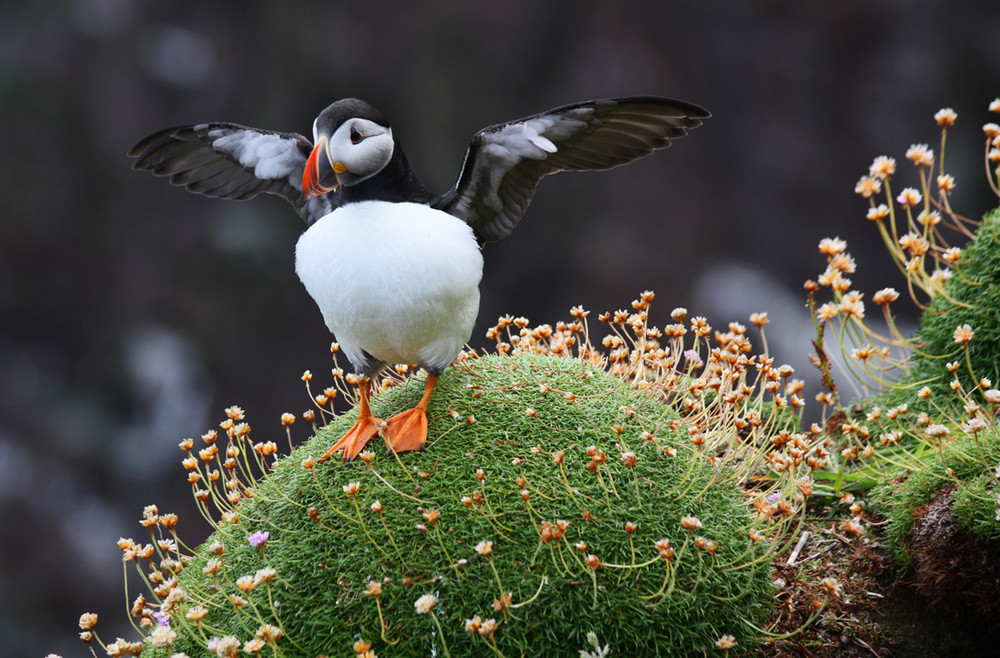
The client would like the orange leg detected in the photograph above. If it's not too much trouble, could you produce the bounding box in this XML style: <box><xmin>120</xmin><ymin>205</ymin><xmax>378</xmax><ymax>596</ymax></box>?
<box><xmin>319</xmin><ymin>378</ymin><xmax>383</xmax><ymax>462</ymax></box>
<box><xmin>384</xmin><ymin>374</ymin><xmax>439</xmax><ymax>454</ymax></box>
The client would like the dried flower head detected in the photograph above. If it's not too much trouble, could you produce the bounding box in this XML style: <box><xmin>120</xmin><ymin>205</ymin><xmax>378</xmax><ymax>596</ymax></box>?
<box><xmin>867</xmin><ymin>203</ymin><xmax>890</xmax><ymax>221</ymax></box>
<box><xmin>896</xmin><ymin>187</ymin><xmax>922</xmax><ymax>208</ymax></box>
<box><xmin>78</xmin><ymin>612</ymin><xmax>98</xmax><ymax>630</ymax></box>
<box><xmin>854</xmin><ymin>175</ymin><xmax>882</xmax><ymax>198</ymax></box>
<box><xmin>905</xmin><ymin>143</ymin><xmax>934</xmax><ymax>166</ymax></box>
<box><xmin>937</xmin><ymin>174</ymin><xmax>957</xmax><ymax>192</ymax></box>
<box><xmin>953</xmin><ymin>324</ymin><xmax>975</xmax><ymax>345</ymax></box>
<box><xmin>680</xmin><ymin>516</ymin><xmax>702</xmax><ymax>531</ymax></box>
<box><xmin>820</xmin><ymin>576</ymin><xmax>843</xmax><ymax>598</ymax></box>
<box><xmin>868</xmin><ymin>155</ymin><xmax>897</xmax><ymax>180</ymax></box>
<box><xmin>818</xmin><ymin>237</ymin><xmax>847</xmax><ymax>256</ymax></box>
<box><xmin>934</xmin><ymin>107</ymin><xmax>958</xmax><ymax>126</ymax></box>
<box><xmin>149</xmin><ymin>624</ymin><xmax>177</xmax><ymax>648</ymax></box>
<box><xmin>414</xmin><ymin>593</ymin><xmax>436</xmax><ymax>614</ymax></box>
<box><xmin>716</xmin><ymin>634</ymin><xmax>737</xmax><ymax>650</ymax></box>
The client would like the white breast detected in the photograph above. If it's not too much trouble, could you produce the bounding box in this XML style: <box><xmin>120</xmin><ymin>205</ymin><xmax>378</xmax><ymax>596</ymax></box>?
<box><xmin>294</xmin><ymin>201</ymin><xmax>484</xmax><ymax>373</ymax></box>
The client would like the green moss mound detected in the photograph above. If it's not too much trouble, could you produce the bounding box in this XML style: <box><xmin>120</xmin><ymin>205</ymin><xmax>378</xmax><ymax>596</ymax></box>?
<box><xmin>861</xmin><ymin>206</ymin><xmax>1000</xmax><ymax>567</ymax></box>
<box><xmin>157</xmin><ymin>353</ymin><xmax>772</xmax><ymax>656</ymax></box>
<box><xmin>880</xmin><ymin>206</ymin><xmax>1000</xmax><ymax>412</ymax></box>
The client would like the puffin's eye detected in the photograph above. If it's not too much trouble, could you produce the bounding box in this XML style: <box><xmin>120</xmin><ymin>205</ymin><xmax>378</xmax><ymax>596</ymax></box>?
<box><xmin>350</xmin><ymin>127</ymin><xmax>363</xmax><ymax>145</ymax></box>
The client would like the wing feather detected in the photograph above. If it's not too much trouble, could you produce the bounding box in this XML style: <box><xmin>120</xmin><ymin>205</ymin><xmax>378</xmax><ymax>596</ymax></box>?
<box><xmin>436</xmin><ymin>97</ymin><xmax>709</xmax><ymax>243</ymax></box>
<box><xmin>128</xmin><ymin>123</ymin><xmax>335</xmax><ymax>225</ymax></box>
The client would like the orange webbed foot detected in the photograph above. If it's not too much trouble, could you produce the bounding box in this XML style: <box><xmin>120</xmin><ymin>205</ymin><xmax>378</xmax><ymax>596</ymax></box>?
<box><xmin>383</xmin><ymin>372</ymin><xmax>440</xmax><ymax>455</ymax></box>
<box><xmin>383</xmin><ymin>407</ymin><xmax>428</xmax><ymax>454</ymax></box>
<box><xmin>318</xmin><ymin>377</ymin><xmax>382</xmax><ymax>462</ymax></box>
<box><xmin>318</xmin><ymin>415</ymin><xmax>383</xmax><ymax>462</ymax></box>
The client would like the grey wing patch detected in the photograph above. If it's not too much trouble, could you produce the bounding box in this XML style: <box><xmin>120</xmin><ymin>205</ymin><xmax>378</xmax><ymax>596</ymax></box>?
<box><xmin>436</xmin><ymin>97</ymin><xmax>710</xmax><ymax>243</ymax></box>
<box><xmin>129</xmin><ymin>123</ymin><xmax>335</xmax><ymax>225</ymax></box>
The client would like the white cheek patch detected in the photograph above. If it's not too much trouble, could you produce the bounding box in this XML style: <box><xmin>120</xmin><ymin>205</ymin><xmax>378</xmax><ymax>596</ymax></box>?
<box><xmin>329</xmin><ymin>122</ymin><xmax>394</xmax><ymax>179</ymax></box>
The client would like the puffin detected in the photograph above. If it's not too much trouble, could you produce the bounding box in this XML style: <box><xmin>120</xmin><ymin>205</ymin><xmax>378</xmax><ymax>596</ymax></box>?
<box><xmin>129</xmin><ymin>96</ymin><xmax>710</xmax><ymax>461</ymax></box>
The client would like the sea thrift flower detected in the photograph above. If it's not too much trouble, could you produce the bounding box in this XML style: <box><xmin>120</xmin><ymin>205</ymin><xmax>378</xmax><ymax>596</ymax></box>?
<box><xmin>840</xmin><ymin>518</ymin><xmax>866</xmax><ymax>537</ymax></box>
<box><xmin>941</xmin><ymin>247</ymin><xmax>963</xmax><ymax>265</ymax></box>
<box><xmin>716</xmin><ymin>634</ymin><xmax>737</xmax><ymax>650</ymax></box>
<box><xmin>816</xmin><ymin>302</ymin><xmax>838</xmax><ymax>321</ymax></box>
<box><xmin>896</xmin><ymin>187</ymin><xmax>922</xmax><ymax>208</ymax></box>
<box><xmin>839</xmin><ymin>296</ymin><xmax>865</xmax><ymax>320</ymax></box>
<box><xmin>867</xmin><ymin>204</ymin><xmax>890</xmax><ymax>221</ymax></box>
<box><xmin>492</xmin><ymin>592</ymin><xmax>512</xmax><ymax>611</ymax></box>
<box><xmin>905</xmin><ymin>143</ymin><xmax>934</xmax><ymax>166</ymax></box>
<box><xmin>212</xmin><ymin>635</ymin><xmax>241</xmax><ymax>658</ymax></box>
<box><xmin>854</xmin><ymin>175</ymin><xmax>881</xmax><ymax>197</ymax></box>
<box><xmin>465</xmin><ymin>615</ymin><xmax>482</xmax><ymax>633</ymax></box>
<box><xmin>248</xmin><ymin>531</ymin><xmax>270</xmax><ymax>548</ymax></box>
<box><xmin>186</xmin><ymin>606</ymin><xmax>208</xmax><ymax>622</ymax></box>
<box><xmin>256</xmin><ymin>624</ymin><xmax>283</xmax><ymax>642</ymax></box>
<box><xmin>953</xmin><ymin>324</ymin><xmax>975</xmax><ymax>344</ymax></box>
<box><xmin>475</xmin><ymin>540</ymin><xmax>494</xmax><ymax>556</ymax></box>
<box><xmin>821</xmin><ymin>577</ymin><xmax>843</xmax><ymax>598</ymax></box>
<box><xmin>917</xmin><ymin>209</ymin><xmax>941</xmax><ymax>228</ymax></box>
<box><xmin>680</xmin><ymin>516</ymin><xmax>702</xmax><ymax>531</ymax></box>
<box><xmin>683</xmin><ymin>349</ymin><xmax>702</xmax><ymax>366</ymax></box>
<box><xmin>479</xmin><ymin>618</ymin><xmax>498</xmax><ymax>639</ymax></box>
<box><xmin>236</xmin><ymin>576</ymin><xmax>256</xmax><ymax>592</ymax></box>
<box><xmin>414</xmin><ymin>593</ymin><xmax>436</xmax><ymax>614</ymax></box>
<box><xmin>253</xmin><ymin>567</ymin><xmax>277</xmax><ymax>586</ymax></box>
<box><xmin>243</xmin><ymin>638</ymin><xmax>265</xmax><ymax>654</ymax></box>
<box><xmin>934</xmin><ymin>108</ymin><xmax>957</xmax><ymax>126</ymax></box>
<box><xmin>868</xmin><ymin>155</ymin><xmax>896</xmax><ymax>179</ymax></box>
<box><xmin>926</xmin><ymin>424</ymin><xmax>950</xmax><ymax>438</ymax></box>
<box><xmin>818</xmin><ymin>237</ymin><xmax>847</xmax><ymax>255</ymax></box>
<box><xmin>149</xmin><ymin>624</ymin><xmax>177</xmax><ymax>648</ymax></box>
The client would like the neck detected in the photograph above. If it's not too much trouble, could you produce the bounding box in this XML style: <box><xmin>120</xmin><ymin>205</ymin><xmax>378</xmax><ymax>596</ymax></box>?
<box><xmin>341</xmin><ymin>142</ymin><xmax>435</xmax><ymax>205</ymax></box>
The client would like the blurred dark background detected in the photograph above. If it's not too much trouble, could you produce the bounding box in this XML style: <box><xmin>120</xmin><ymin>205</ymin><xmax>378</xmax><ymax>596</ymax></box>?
<box><xmin>2</xmin><ymin>0</ymin><xmax>999</xmax><ymax>655</ymax></box>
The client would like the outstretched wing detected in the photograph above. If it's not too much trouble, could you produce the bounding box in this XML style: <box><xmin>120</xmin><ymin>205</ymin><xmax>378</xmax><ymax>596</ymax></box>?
<box><xmin>435</xmin><ymin>97</ymin><xmax>710</xmax><ymax>243</ymax></box>
<box><xmin>128</xmin><ymin>123</ymin><xmax>335</xmax><ymax>225</ymax></box>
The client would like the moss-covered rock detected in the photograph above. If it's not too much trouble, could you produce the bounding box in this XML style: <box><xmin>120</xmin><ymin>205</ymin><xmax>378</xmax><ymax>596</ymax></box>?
<box><xmin>872</xmin><ymin>428</ymin><xmax>1000</xmax><ymax>568</ymax></box>
<box><xmin>153</xmin><ymin>353</ymin><xmax>773</xmax><ymax>656</ymax></box>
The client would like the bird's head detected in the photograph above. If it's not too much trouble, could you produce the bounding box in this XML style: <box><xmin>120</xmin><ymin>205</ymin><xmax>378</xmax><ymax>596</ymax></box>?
<box><xmin>303</xmin><ymin>98</ymin><xmax>394</xmax><ymax>199</ymax></box>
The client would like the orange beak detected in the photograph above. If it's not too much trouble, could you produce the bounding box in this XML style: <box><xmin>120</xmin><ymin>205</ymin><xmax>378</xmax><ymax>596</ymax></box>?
<box><xmin>302</xmin><ymin>136</ymin><xmax>341</xmax><ymax>199</ymax></box>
